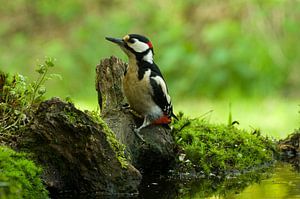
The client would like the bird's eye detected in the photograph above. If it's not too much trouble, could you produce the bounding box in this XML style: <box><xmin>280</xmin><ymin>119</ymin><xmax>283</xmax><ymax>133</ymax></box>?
<box><xmin>128</xmin><ymin>38</ymin><xmax>135</xmax><ymax>43</ymax></box>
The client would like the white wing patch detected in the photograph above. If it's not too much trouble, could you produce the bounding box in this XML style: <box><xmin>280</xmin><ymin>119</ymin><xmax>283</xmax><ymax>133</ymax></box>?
<box><xmin>151</xmin><ymin>75</ymin><xmax>171</xmax><ymax>104</ymax></box>
<box><xmin>128</xmin><ymin>39</ymin><xmax>149</xmax><ymax>53</ymax></box>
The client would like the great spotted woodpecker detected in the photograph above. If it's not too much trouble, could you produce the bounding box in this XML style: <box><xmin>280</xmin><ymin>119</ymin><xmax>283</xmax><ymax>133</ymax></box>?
<box><xmin>105</xmin><ymin>34</ymin><xmax>177</xmax><ymax>137</ymax></box>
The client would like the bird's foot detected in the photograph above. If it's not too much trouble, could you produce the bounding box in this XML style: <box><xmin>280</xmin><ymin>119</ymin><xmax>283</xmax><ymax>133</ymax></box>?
<box><xmin>120</xmin><ymin>103</ymin><xmax>131</xmax><ymax>113</ymax></box>
<box><xmin>121</xmin><ymin>103</ymin><xmax>130</xmax><ymax>110</ymax></box>
<box><xmin>134</xmin><ymin>128</ymin><xmax>145</xmax><ymax>143</ymax></box>
<box><xmin>129</xmin><ymin>110</ymin><xmax>143</xmax><ymax>118</ymax></box>
<box><xmin>120</xmin><ymin>104</ymin><xmax>143</xmax><ymax>118</ymax></box>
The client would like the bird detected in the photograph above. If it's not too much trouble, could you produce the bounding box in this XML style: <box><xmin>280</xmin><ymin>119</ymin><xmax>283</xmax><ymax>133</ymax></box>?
<box><xmin>105</xmin><ymin>34</ymin><xmax>177</xmax><ymax>140</ymax></box>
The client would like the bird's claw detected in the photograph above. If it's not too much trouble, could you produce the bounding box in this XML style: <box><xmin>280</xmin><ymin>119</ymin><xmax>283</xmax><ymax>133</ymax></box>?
<box><xmin>121</xmin><ymin>104</ymin><xmax>143</xmax><ymax>118</ymax></box>
<box><xmin>134</xmin><ymin>128</ymin><xmax>145</xmax><ymax>143</ymax></box>
<box><xmin>120</xmin><ymin>103</ymin><xmax>131</xmax><ymax>113</ymax></box>
<box><xmin>121</xmin><ymin>103</ymin><xmax>130</xmax><ymax>110</ymax></box>
<box><xmin>129</xmin><ymin>110</ymin><xmax>143</xmax><ymax>118</ymax></box>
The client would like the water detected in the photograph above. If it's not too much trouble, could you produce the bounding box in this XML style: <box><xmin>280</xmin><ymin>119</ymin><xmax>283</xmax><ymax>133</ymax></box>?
<box><xmin>52</xmin><ymin>161</ymin><xmax>300</xmax><ymax>198</ymax></box>
<box><xmin>139</xmin><ymin>161</ymin><xmax>300</xmax><ymax>199</ymax></box>
<box><xmin>226</xmin><ymin>162</ymin><xmax>300</xmax><ymax>199</ymax></box>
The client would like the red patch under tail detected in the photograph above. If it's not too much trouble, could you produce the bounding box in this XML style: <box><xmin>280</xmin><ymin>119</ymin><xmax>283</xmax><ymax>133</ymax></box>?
<box><xmin>152</xmin><ymin>115</ymin><xmax>171</xmax><ymax>125</ymax></box>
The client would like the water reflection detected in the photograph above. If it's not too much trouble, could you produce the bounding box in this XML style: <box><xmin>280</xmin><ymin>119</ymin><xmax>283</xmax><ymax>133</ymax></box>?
<box><xmin>228</xmin><ymin>162</ymin><xmax>300</xmax><ymax>199</ymax></box>
<box><xmin>139</xmin><ymin>166</ymin><xmax>271</xmax><ymax>198</ymax></box>
<box><xmin>51</xmin><ymin>162</ymin><xmax>300</xmax><ymax>198</ymax></box>
<box><xmin>139</xmin><ymin>162</ymin><xmax>300</xmax><ymax>199</ymax></box>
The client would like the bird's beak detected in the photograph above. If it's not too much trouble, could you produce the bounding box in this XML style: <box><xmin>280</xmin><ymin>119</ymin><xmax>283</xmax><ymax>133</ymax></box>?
<box><xmin>105</xmin><ymin>37</ymin><xmax>124</xmax><ymax>46</ymax></box>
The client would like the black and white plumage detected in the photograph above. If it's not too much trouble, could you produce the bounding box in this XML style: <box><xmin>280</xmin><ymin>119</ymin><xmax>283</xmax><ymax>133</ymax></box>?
<box><xmin>106</xmin><ymin>34</ymin><xmax>177</xmax><ymax>136</ymax></box>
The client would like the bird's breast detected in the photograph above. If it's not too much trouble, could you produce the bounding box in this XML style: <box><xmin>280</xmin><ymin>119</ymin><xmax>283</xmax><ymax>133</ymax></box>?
<box><xmin>122</xmin><ymin>65</ymin><xmax>159</xmax><ymax>116</ymax></box>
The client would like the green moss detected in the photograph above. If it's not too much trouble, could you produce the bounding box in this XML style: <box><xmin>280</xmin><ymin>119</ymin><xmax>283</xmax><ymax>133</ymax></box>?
<box><xmin>0</xmin><ymin>146</ymin><xmax>48</xmax><ymax>199</ymax></box>
<box><xmin>102</xmin><ymin>122</ymin><xmax>129</xmax><ymax>168</ymax></box>
<box><xmin>64</xmin><ymin>106</ymin><xmax>129</xmax><ymax>168</ymax></box>
<box><xmin>172</xmin><ymin>112</ymin><xmax>276</xmax><ymax>175</ymax></box>
<box><xmin>86</xmin><ymin>110</ymin><xmax>128</xmax><ymax>168</ymax></box>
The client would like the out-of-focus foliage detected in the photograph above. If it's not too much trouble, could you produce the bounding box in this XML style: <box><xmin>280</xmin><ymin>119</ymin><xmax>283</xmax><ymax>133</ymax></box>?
<box><xmin>0</xmin><ymin>0</ymin><xmax>299</xmax><ymax>101</ymax></box>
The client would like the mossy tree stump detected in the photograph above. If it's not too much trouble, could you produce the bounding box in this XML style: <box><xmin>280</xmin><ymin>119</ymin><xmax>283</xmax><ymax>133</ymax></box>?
<box><xmin>20</xmin><ymin>98</ymin><xmax>141</xmax><ymax>196</ymax></box>
<box><xmin>95</xmin><ymin>56</ymin><xmax>176</xmax><ymax>173</ymax></box>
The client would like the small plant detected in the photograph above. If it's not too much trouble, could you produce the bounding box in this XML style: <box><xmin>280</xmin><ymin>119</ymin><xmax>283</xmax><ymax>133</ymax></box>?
<box><xmin>0</xmin><ymin>146</ymin><xmax>48</xmax><ymax>198</ymax></box>
<box><xmin>227</xmin><ymin>102</ymin><xmax>239</xmax><ymax>126</ymax></box>
<box><xmin>0</xmin><ymin>57</ymin><xmax>59</xmax><ymax>135</ymax></box>
<box><xmin>0</xmin><ymin>73</ymin><xmax>29</xmax><ymax>133</ymax></box>
<box><xmin>29</xmin><ymin>58</ymin><xmax>59</xmax><ymax>107</ymax></box>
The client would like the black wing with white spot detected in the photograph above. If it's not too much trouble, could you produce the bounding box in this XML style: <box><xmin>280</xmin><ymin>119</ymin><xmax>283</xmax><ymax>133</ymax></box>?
<box><xmin>149</xmin><ymin>64</ymin><xmax>174</xmax><ymax>117</ymax></box>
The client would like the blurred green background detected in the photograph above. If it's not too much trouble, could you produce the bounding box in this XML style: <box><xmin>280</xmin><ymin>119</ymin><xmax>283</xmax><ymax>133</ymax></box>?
<box><xmin>0</xmin><ymin>0</ymin><xmax>299</xmax><ymax>138</ymax></box>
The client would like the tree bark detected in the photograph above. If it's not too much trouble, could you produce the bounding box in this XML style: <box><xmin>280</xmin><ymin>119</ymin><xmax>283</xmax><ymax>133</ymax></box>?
<box><xmin>278</xmin><ymin>131</ymin><xmax>300</xmax><ymax>170</ymax></box>
<box><xmin>20</xmin><ymin>98</ymin><xmax>141</xmax><ymax>196</ymax></box>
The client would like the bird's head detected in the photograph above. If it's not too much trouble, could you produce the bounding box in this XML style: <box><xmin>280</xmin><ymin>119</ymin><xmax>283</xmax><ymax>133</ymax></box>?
<box><xmin>106</xmin><ymin>34</ymin><xmax>154</xmax><ymax>63</ymax></box>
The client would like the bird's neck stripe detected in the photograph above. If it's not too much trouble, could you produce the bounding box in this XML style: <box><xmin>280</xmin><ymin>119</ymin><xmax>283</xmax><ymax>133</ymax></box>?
<box><xmin>143</xmin><ymin>50</ymin><xmax>153</xmax><ymax>64</ymax></box>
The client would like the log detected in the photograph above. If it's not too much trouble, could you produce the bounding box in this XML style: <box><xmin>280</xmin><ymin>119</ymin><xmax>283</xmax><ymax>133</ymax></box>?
<box><xmin>95</xmin><ymin>56</ymin><xmax>176</xmax><ymax>173</ymax></box>
<box><xmin>20</xmin><ymin>98</ymin><xmax>141</xmax><ymax>196</ymax></box>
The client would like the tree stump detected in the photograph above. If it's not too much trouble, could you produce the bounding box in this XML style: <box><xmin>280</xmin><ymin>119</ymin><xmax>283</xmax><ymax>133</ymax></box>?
<box><xmin>20</xmin><ymin>98</ymin><xmax>141</xmax><ymax>196</ymax></box>
<box><xmin>95</xmin><ymin>56</ymin><xmax>176</xmax><ymax>173</ymax></box>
